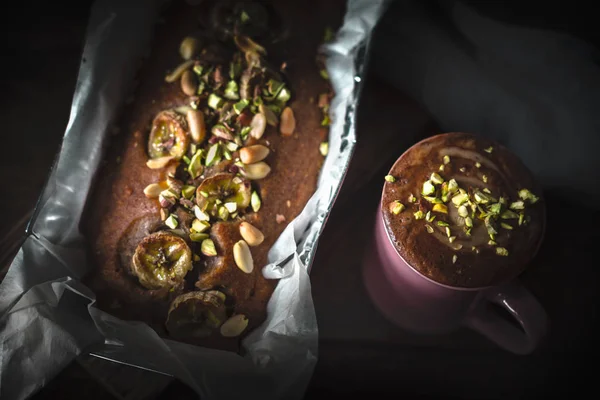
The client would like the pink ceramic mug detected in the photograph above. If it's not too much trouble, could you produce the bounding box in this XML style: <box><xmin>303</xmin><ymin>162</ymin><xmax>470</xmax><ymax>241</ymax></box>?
<box><xmin>363</xmin><ymin>134</ymin><xmax>547</xmax><ymax>355</ymax></box>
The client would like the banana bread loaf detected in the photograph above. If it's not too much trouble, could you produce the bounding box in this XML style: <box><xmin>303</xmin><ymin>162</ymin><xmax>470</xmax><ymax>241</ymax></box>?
<box><xmin>82</xmin><ymin>0</ymin><xmax>344</xmax><ymax>353</ymax></box>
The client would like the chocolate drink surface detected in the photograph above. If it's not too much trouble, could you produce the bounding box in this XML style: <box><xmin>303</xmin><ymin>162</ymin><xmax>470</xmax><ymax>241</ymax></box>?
<box><xmin>381</xmin><ymin>132</ymin><xmax>546</xmax><ymax>288</ymax></box>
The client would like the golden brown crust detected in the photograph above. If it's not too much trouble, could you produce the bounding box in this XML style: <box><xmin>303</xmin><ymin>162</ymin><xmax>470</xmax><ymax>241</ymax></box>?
<box><xmin>382</xmin><ymin>132</ymin><xmax>546</xmax><ymax>288</ymax></box>
<box><xmin>82</xmin><ymin>0</ymin><xmax>346</xmax><ymax>351</ymax></box>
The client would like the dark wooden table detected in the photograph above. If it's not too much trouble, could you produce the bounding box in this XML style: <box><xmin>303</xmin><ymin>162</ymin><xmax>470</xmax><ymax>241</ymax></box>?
<box><xmin>2</xmin><ymin>1</ymin><xmax>599</xmax><ymax>399</ymax></box>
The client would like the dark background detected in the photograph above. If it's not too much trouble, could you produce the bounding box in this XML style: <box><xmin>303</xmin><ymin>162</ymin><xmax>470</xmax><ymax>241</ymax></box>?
<box><xmin>1</xmin><ymin>1</ymin><xmax>598</xmax><ymax>399</ymax></box>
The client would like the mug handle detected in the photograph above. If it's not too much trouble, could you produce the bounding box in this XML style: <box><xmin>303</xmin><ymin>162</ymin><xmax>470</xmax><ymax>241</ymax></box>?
<box><xmin>465</xmin><ymin>280</ymin><xmax>547</xmax><ymax>355</ymax></box>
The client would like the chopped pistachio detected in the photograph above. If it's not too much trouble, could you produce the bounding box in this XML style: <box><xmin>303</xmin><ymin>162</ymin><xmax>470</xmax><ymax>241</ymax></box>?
<box><xmin>518</xmin><ymin>213</ymin><xmax>525</xmax><ymax>226</ymax></box>
<box><xmin>225</xmin><ymin>142</ymin><xmax>239</xmax><ymax>152</ymax></box>
<box><xmin>436</xmin><ymin>221</ymin><xmax>449</xmax><ymax>227</ymax></box>
<box><xmin>426</xmin><ymin>211</ymin><xmax>436</xmax><ymax>222</ymax></box>
<box><xmin>319</xmin><ymin>142</ymin><xmax>329</xmax><ymax>156</ymax></box>
<box><xmin>182</xmin><ymin>185</ymin><xmax>196</xmax><ymax>199</ymax></box>
<box><xmin>440</xmin><ymin>181</ymin><xmax>449</xmax><ymax>197</ymax></box>
<box><xmin>240</xmin><ymin>126</ymin><xmax>251</xmax><ymax>139</ymax></box>
<box><xmin>182</xmin><ymin>155</ymin><xmax>191</xmax><ymax>165</ymax></box>
<box><xmin>276</xmin><ymin>87</ymin><xmax>291</xmax><ymax>104</ymax></box>
<box><xmin>443</xmin><ymin>155</ymin><xmax>450</xmax><ymax>164</ymax></box>
<box><xmin>224</xmin><ymin>202</ymin><xmax>238</xmax><ymax>213</ymax></box>
<box><xmin>190</xmin><ymin>232</ymin><xmax>209</xmax><ymax>242</ymax></box>
<box><xmin>205</xmin><ymin>143</ymin><xmax>220</xmax><ymax>166</ymax></box>
<box><xmin>474</xmin><ymin>190</ymin><xmax>495</xmax><ymax>204</ymax></box>
<box><xmin>488</xmin><ymin>239</ymin><xmax>497</xmax><ymax>246</ymax></box>
<box><xmin>496</xmin><ymin>247</ymin><xmax>509</xmax><ymax>256</ymax></box>
<box><xmin>445</xmin><ymin>226</ymin><xmax>451</xmax><ymax>237</ymax></box>
<box><xmin>223</xmin><ymin>149</ymin><xmax>232</xmax><ymax>160</ymax></box>
<box><xmin>459</xmin><ymin>167</ymin><xmax>466</xmax><ymax>173</ymax></box>
<box><xmin>475</xmin><ymin>162</ymin><xmax>481</xmax><ymax>168</ymax></box>
<box><xmin>193</xmin><ymin>254</ymin><xmax>201</xmax><ymax>262</ymax></box>
<box><xmin>389</xmin><ymin>201</ymin><xmax>405</xmax><ymax>215</ymax></box>
<box><xmin>233</xmin><ymin>99</ymin><xmax>249</xmax><ymax>114</ymax></box>
<box><xmin>438</xmin><ymin>164</ymin><xmax>445</xmax><ymax>172</ymax></box>
<box><xmin>488</xmin><ymin>202</ymin><xmax>502</xmax><ymax>216</ymax></box>
<box><xmin>430</xmin><ymin>173</ymin><xmax>444</xmax><ymax>185</ymax></box>
<box><xmin>423</xmin><ymin>196</ymin><xmax>443</xmax><ymax>204</ymax></box>
<box><xmin>384</xmin><ymin>175</ymin><xmax>396</xmax><ymax>183</ymax></box>
<box><xmin>267</xmin><ymin>79</ymin><xmax>284</xmax><ymax>96</ymax></box>
<box><xmin>509</xmin><ymin>200</ymin><xmax>525</xmax><ymax>210</ymax></box>
<box><xmin>193</xmin><ymin>206</ymin><xmax>210</xmax><ymax>221</ymax></box>
<box><xmin>408</xmin><ymin>194</ymin><xmax>416</xmax><ymax>203</ymax></box>
<box><xmin>414</xmin><ymin>210</ymin><xmax>425</xmax><ymax>220</ymax></box>
<box><xmin>465</xmin><ymin>228</ymin><xmax>472</xmax><ymax>236</ymax></box>
<box><xmin>422</xmin><ymin>180</ymin><xmax>436</xmax><ymax>195</ymax></box>
<box><xmin>190</xmin><ymin>143</ymin><xmax>197</xmax><ymax>155</ymax></box>
<box><xmin>218</xmin><ymin>206</ymin><xmax>230</xmax><ymax>221</ymax></box>
<box><xmin>223</xmin><ymin>80</ymin><xmax>239</xmax><ymax>100</ymax></box>
<box><xmin>201</xmin><ymin>238</ymin><xmax>217</xmax><ymax>256</ymax></box>
<box><xmin>199</xmin><ymin>191</ymin><xmax>209</xmax><ymax>198</ymax></box>
<box><xmin>433</xmin><ymin>204</ymin><xmax>448</xmax><ymax>214</ymax></box>
<box><xmin>196</xmin><ymin>80</ymin><xmax>206</xmax><ymax>95</ymax></box>
<box><xmin>251</xmin><ymin>191</ymin><xmax>261</xmax><ymax>212</ymax></box>
<box><xmin>518</xmin><ymin>188</ymin><xmax>539</xmax><ymax>204</ymax></box>
<box><xmin>425</xmin><ymin>224</ymin><xmax>434</xmax><ymax>234</ymax></box>
<box><xmin>458</xmin><ymin>205</ymin><xmax>469</xmax><ymax>217</ymax></box>
<box><xmin>485</xmin><ymin>217</ymin><xmax>498</xmax><ymax>236</ymax></box>
<box><xmin>452</xmin><ymin>255</ymin><xmax>458</xmax><ymax>264</ymax></box>
<box><xmin>165</xmin><ymin>214</ymin><xmax>178</xmax><ymax>229</ymax></box>
<box><xmin>483</xmin><ymin>188</ymin><xmax>492</xmax><ymax>194</ymax></box>
<box><xmin>191</xmin><ymin>219</ymin><xmax>210</xmax><ymax>233</ymax></box>
<box><xmin>208</xmin><ymin>93</ymin><xmax>223</xmax><ymax>110</ymax></box>
<box><xmin>320</xmin><ymin>69</ymin><xmax>329</xmax><ymax>80</ymax></box>
<box><xmin>484</xmin><ymin>146</ymin><xmax>494</xmax><ymax>154</ymax></box>
<box><xmin>464</xmin><ymin>216</ymin><xmax>473</xmax><ymax>228</ymax></box>
<box><xmin>482</xmin><ymin>174</ymin><xmax>488</xmax><ymax>183</ymax></box>
<box><xmin>451</xmin><ymin>193</ymin><xmax>469</xmax><ymax>206</ymax></box>
<box><xmin>501</xmin><ymin>210</ymin><xmax>519</xmax><ymax>219</ymax></box>
<box><xmin>447</xmin><ymin>179</ymin><xmax>458</xmax><ymax>193</ymax></box>
<box><xmin>472</xmin><ymin>246</ymin><xmax>479</xmax><ymax>254</ymax></box>
<box><xmin>500</xmin><ymin>222</ymin><xmax>513</xmax><ymax>230</ymax></box>
<box><xmin>193</xmin><ymin>64</ymin><xmax>203</xmax><ymax>75</ymax></box>
<box><xmin>448</xmin><ymin>236</ymin><xmax>456</xmax><ymax>243</ymax></box>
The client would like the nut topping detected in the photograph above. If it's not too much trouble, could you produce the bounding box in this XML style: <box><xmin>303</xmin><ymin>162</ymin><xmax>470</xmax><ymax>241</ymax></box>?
<box><xmin>180</xmin><ymin>70</ymin><xmax>198</xmax><ymax>96</ymax></box>
<box><xmin>233</xmin><ymin>240</ymin><xmax>253</xmax><ymax>273</ymax></box>
<box><xmin>179</xmin><ymin>37</ymin><xmax>199</xmax><ymax>60</ymax></box>
<box><xmin>280</xmin><ymin>107</ymin><xmax>296</xmax><ymax>136</ymax></box>
<box><xmin>165</xmin><ymin>60</ymin><xmax>194</xmax><ymax>83</ymax></box>
<box><xmin>186</xmin><ymin>109</ymin><xmax>206</xmax><ymax>144</ymax></box>
<box><xmin>147</xmin><ymin>156</ymin><xmax>175</xmax><ymax>169</ymax></box>
<box><xmin>249</xmin><ymin>113</ymin><xmax>267</xmax><ymax>139</ymax></box>
<box><xmin>239</xmin><ymin>222</ymin><xmax>264</xmax><ymax>246</ymax></box>
<box><xmin>220</xmin><ymin>314</ymin><xmax>249</xmax><ymax>337</ymax></box>
<box><xmin>240</xmin><ymin>145</ymin><xmax>270</xmax><ymax>164</ymax></box>
<box><xmin>144</xmin><ymin>183</ymin><xmax>163</xmax><ymax>198</ymax></box>
<box><xmin>242</xmin><ymin>161</ymin><xmax>271</xmax><ymax>180</ymax></box>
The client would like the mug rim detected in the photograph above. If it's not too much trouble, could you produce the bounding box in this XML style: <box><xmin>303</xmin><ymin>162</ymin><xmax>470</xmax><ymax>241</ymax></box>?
<box><xmin>379</xmin><ymin>132</ymin><xmax>547</xmax><ymax>292</ymax></box>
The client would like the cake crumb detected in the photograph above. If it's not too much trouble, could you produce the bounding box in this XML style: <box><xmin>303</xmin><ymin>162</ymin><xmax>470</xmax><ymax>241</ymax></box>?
<box><xmin>276</xmin><ymin>214</ymin><xmax>286</xmax><ymax>224</ymax></box>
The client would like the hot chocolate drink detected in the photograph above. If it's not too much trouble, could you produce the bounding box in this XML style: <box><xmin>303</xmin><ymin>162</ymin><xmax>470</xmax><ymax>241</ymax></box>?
<box><xmin>381</xmin><ymin>132</ymin><xmax>545</xmax><ymax>288</ymax></box>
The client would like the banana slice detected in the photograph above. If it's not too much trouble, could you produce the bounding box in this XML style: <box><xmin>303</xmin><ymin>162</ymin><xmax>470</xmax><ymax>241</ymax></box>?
<box><xmin>148</xmin><ymin>110</ymin><xmax>190</xmax><ymax>160</ymax></box>
<box><xmin>131</xmin><ymin>231</ymin><xmax>192</xmax><ymax>290</ymax></box>
<box><xmin>195</xmin><ymin>173</ymin><xmax>251</xmax><ymax>219</ymax></box>
<box><xmin>165</xmin><ymin>290</ymin><xmax>227</xmax><ymax>338</ymax></box>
